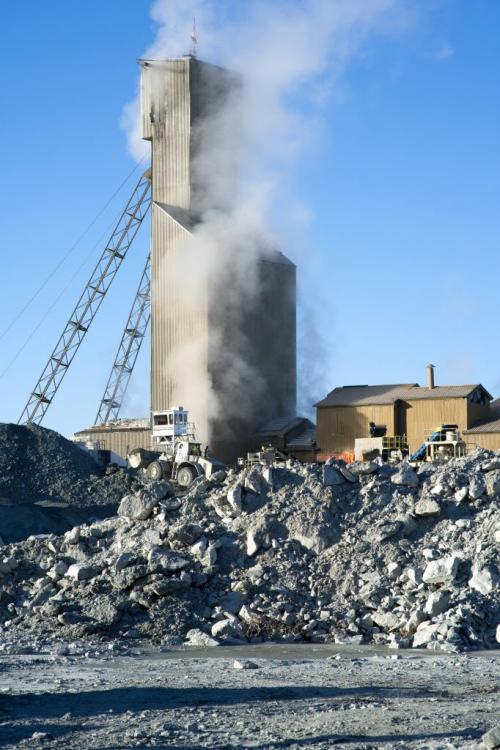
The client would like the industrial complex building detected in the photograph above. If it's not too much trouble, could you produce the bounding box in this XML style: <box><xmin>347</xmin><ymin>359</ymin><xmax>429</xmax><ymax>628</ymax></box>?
<box><xmin>315</xmin><ymin>365</ymin><xmax>500</xmax><ymax>458</ymax></box>
<box><xmin>75</xmin><ymin>362</ymin><xmax>500</xmax><ymax>463</ymax></box>
<box><xmin>20</xmin><ymin>54</ymin><xmax>500</xmax><ymax>469</ymax></box>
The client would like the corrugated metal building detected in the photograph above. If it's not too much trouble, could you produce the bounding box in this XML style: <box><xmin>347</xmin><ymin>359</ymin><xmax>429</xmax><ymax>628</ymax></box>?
<box><xmin>316</xmin><ymin>367</ymin><xmax>497</xmax><ymax>456</ymax></box>
<box><xmin>74</xmin><ymin>419</ymin><xmax>151</xmax><ymax>456</ymax></box>
<box><xmin>463</xmin><ymin>398</ymin><xmax>500</xmax><ymax>449</ymax></box>
<box><xmin>140</xmin><ymin>57</ymin><xmax>296</xmax><ymax>461</ymax></box>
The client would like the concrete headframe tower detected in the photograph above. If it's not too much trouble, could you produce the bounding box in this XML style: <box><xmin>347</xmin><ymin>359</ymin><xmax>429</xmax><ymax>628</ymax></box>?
<box><xmin>140</xmin><ymin>56</ymin><xmax>296</xmax><ymax>460</ymax></box>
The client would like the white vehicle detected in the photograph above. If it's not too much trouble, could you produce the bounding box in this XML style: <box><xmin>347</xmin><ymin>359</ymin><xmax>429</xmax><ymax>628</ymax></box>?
<box><xmin>128</xmin><ymin>406</ymin><xmax>224</xmax><ymax>488</ymax></box>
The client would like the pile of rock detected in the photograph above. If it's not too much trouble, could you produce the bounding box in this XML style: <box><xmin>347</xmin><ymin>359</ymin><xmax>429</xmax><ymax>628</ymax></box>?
<box><xmin>0</xmin><ymin>422</ymin><xmax>138</xmax><ymax>508</ymax></box>
<box><xmin>0</xmin><ymin>449</ymin><xmax>498</xmax><ymax>652</ymax></box>
<box><xmin>0</xmin><ymin>423</ymin><xmax>141</xmax><ymax>543</ymax></box>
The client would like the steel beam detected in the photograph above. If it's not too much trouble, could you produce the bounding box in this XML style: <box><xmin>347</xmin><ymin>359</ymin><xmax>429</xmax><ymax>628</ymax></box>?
<box><xmin>94</xmin><ymin>254</ymin><xmax>151</xmax><ymax>424</ymax></box>
<box><xmin>18</xmin><ymin>170</ymin><xmax>151</xmax><ymax>425</ymax></box>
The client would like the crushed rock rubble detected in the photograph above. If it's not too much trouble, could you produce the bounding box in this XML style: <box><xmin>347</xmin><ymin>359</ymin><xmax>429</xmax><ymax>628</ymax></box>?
<box><xmin>0</xmin><ymin>422</ymin><xmax>139</xmax><ymax>507</ymax></box>
<box><xmin>0</xmin><ymin>450</ymin><xmax>498</xmax><ymax>654</ymax></box>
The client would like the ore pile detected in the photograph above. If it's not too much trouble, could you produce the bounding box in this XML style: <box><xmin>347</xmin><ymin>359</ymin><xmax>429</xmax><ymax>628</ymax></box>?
<box><xmin>0</xmin><ymin>422</ymin><xmax>138</xmax><ymax>507</ymax></box>
<box><xmin>0</xmin><ymin>451</ymin><xmax>498</xmax><ymax>653</ymax></box>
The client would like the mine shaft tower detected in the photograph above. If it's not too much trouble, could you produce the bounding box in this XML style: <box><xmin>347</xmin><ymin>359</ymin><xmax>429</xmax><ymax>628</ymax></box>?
<box><xmin>19</xmin><ymin>56</ymin><xmax>297</xmax><ymax>462</ymax></box>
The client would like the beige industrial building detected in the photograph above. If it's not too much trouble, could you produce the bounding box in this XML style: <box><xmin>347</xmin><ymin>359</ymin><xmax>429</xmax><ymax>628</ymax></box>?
<box><xmin>316</xmin><ymin>365</ymin><xmax>500</xmax><ymax>458</ymax></box>
<box><xmin>74</xmin><ymin>419</ymin><xmax>151</xmax><ymax>460</ymax></box>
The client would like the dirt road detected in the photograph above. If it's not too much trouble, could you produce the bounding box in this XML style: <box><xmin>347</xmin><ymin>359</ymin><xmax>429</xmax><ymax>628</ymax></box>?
<box><xmin>0</xmin><ymin>644</ymin><xmax>498</xmax><ymax>749</ymax></box>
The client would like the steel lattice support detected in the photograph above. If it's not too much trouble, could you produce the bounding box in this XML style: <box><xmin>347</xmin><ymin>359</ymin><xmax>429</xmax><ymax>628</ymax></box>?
<box><xmin>95</xmin><ymin>254</ymin><xmax>151</xmax><ymax>424</ymax></box>
<box><xmin>18</xmin><ymin>170</ymin><xmax>151</xmax><ymax>426</ymax></box>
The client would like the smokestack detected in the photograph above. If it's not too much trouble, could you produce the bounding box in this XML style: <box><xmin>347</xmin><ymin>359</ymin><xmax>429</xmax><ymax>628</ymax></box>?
<box><xmin>427</xmin><ymin>363</ymin><xmax>435</xmax><ymax>390</ymax></box>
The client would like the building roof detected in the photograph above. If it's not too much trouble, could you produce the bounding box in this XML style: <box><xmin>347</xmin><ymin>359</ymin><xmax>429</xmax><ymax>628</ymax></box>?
<box><xmin>315</xmin><ymin>384</ymin><xmax>416</xmax><ymax>407</ymax></box>
<box><xmin>256</xmin><ymin>416</ymin><xmax>316</xmax><ymax>450</ymax></box>
<box><xmin>286</xmin><ymin>426</ymin><xmax>317</xmax><ymax>450</ymax></box>
<box><xmin>75</xmin><ymin>417</ymin><xmax>150</xmax><ymax>435</ymax></box>
<box><xmin>464</xmin><ymin>402</ymin><xmax>500</xmax><ymax>434</ymax></box>
<box><xmin>316</xmin><ymin>383</ymin><xmax>491</xmax><ymax>408</ymax></box>
<box><xmin>155</xmin><ymin>202</ymin><xmax>196</xmax><ymax>232</ymax></box>
<box><xmin>397</xmin><ymin>384</ymin><xmax>491</xmax><ymax>401</ymax></box>
<box><xmin>260</xmin><ymin>249</ymin><xmax>296</xmax><ymax>268</ymax></box>
<box><xmin>256</xmin><ymin>416</ymin><xmax>304</xmax><ymax>437</ymax></box>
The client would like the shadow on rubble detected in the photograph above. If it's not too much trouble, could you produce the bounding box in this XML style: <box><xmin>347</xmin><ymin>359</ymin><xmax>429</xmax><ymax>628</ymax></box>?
<box><xmin>257</xmin><ymin>729</ymin><xmax>480</xmax><ymax>748</ymax></box>
<box><xmin>0</xmin><ymin>683</ymin><xmax>442</xmax><ymax>727</ymax></box>
<box><xmin>2</xmin><ymin>727</ymin><xmax>478</xmax><ymax>750</ymax></box>
<box><xmin>0</xmin><ymin>721</ymin><xmax>99</xmax><ymax>748</ymax></box>
<box><xmin>80</xmin><ymin>732</ymin><xmax>481</xmax><ymax>750</ymax></box>
<box><xmin>0</xmin><ymin>501</ymin><xmax>118</xmax><ymax>544</ymax></box>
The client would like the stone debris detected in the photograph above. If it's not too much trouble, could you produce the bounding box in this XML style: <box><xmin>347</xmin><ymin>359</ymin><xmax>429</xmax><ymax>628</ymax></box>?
<box><xmin>0</xmin><ymin>446</ymin><xmax>498</xmax><ymax>653</ymax></box>
<box><xmin>422</xmin><ymin>556</ymin><xmax>460</xmax><ymax>585</ymax></box>
<box><xmin>414</xmin><ymin>498</ymin><xmax>440</xmax><ymax>517</ymax></box>
<box><xmin>482</xmin><ymin>725</ymin><xmax>500</xmax><ymax>750</ymax></box>
<box><xmin>469</xmin><ymin>565</ymin><xmax>496</xmax><ymax>596</ymax></box>
<box><xmin>233</xmin><ymin>659</ymin><xmax>259</xmax><ymax>669</ymax></box>
<box><xmin>391</xmin><ymin>463</ymin><xmax>419</xmax><ymax>488</ymax></box>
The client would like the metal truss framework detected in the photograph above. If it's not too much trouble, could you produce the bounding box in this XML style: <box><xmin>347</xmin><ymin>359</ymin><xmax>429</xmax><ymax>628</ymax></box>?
<box><xmin>95</xmin><ymin>254</ymin><xmax>151</xmax><ymax>424</ymax></box>
<box><xmin>18</xmin><ymin>171</ymin><xmax>151</xmax><ymax>426</ymax></box>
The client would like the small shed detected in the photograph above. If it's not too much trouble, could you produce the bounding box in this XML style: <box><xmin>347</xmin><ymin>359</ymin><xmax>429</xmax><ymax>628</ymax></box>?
<box><xmin>255</xmin><ymin>416</ymin><xmax>317</xmax><ymax>461</ymax></box>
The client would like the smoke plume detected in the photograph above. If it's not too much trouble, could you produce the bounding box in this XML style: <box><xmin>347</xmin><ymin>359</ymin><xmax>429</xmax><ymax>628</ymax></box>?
<box><xmin>122</xmin><ymin>0</ymin><xmax>415</xmax><ymax>446</ymax></box>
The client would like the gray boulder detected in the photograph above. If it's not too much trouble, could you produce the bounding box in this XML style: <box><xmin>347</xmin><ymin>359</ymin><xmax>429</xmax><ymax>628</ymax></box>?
<box><xmin>322</xmin><ymin>465</ymin><xmax>345</xmax><ymax>486</ymax></box>
<box><xmin>469</xmin><ymin>476</ymin><xmax>486</xmax><ymax>500</ymax></box>
<box><xmin>211</xmin><ymin>617</ymin><xmax>245</xmax><ymax>640</ymax></box>
<box><xmin>147</xmin><ymin>547</ymin><xmax>190</xmax><ymax>572</ymax></box>
<box><xmin>482</xmin><ymin>725</ymin><xmax>500</xmax><ymax>749</ymax></box>
<box><xmin>210</xmin><ymin>470</ymin><xmax>226</xmax><ymax>484</ymax></box>
<box><xmin>424</xmin><ymin>590</ymin><xmax>450</xmax><ymax>617</ymax></box>
<box><xmin>391</xmin><ymin>464</ymin><xmax>419</xmax><ymax>488</ymax></box>
<box><xmin>65</xmin><ymin>563</ymin><xmax>100</xmax><ymax>581</ymax></box>
<box><xmin>422</xmin><ymin>556</ymin><xmax>460</xmax><ymax>584</ymax></box>
<box><xmin>118</xmin><ymin>491</ymin><xmax>157</xmax><ymax>521</ymax></box>
<box><xmin>454</xmin><ymin>487</ymin><xmax>468</xmax><ymax>503</ymax></box>
<box><xmin>485</xmin><ymin>471</ymin><xmax>500</xmax><ymax>497</ymax></box>
<box><xmin>372</xmin><ymin>611</ymin><xmax>402</xmax><ymax>632</ymax></box>
<box><xmin>414</xmin><ymin>498</ymin><xmax>440</xmax><ymax>517</ymax></box>
<box><xmin>147</xmin><ymin>481</ymin><xmax>172</xmax><ymax>501</ymax></box>
<box><xmin>469</xmin><ymin>565</ymin><xmax>496</xmax><ymax>595</ymax></box>
<box><xmin>339</xmin><ymin>465</ymin><xmax>357</xmax><ymax>483</ymax></box>
<box><xmin>115</xmin><ymin>552</ymin><xmax>135</xmax><ymax>571</ymax></box>
<box><xmin>170</xmin><ymin>523</ymin><xmax>203</xmax><ymax>546</ymax></box>
<box><xmin>227</xmin><ymin>483</ymin><xmax>243</xmax><ymax>512</ymax></box>
<box><xmin>233</xmin><ymin>659</ymin><xmax>259</xmax><ymax>670</ymax></box>
<box><xmin>481</xmin><ymin>457</ymin><xmax>500</xmax><ymax>472</ymax></box>
<box><xmin>185</xmin><ymin>628</ymin><xmax>220</xmax><ymax>647</ymax></box>
<box><xmin>412</xmin><ymin>621</ymin><xmax>441</xmax><ymax>648</ymax></box>
<box><xmin>64</xmin><ymin>527</ymin><xmax>80</xmax><ymax>545</ymax></box>
<box><xmin>244</xmin><ymin>468</ymin><xmax>268</xmax><ymax>495</ymax></box>
<box><xmin>349</xmin><ymin>461</ymin><xmax>378</xmax><ymax>476</ymax></box>
<box><xmin>246</xmin><ymin>516</ymin><xmax>285</xmax><ymax>556</ymax></box>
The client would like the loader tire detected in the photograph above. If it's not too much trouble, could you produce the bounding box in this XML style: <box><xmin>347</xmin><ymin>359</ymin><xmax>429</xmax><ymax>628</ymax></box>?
<box><xmin>176</xmin><ymin>465</ymin><xmax>196</xmax><ymax>488</ymax></box>
<box><xmin>146</xmin><ymin>460</ymin><xmax>166</xmax><ymax>481</ymax></box>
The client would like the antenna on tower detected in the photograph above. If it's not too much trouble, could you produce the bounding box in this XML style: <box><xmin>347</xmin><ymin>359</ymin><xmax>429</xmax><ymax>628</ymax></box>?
<box><xmin>190</xmin><ymin>16</ymin><xmax>198</xmax><ymax>57</ymax></box>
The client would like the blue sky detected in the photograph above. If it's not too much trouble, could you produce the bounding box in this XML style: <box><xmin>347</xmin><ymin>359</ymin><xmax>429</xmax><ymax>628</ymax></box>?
<box><xmin>1</xmin><ymin>1</ymin><xmax>499</xmax><ymax>435</ymax></box>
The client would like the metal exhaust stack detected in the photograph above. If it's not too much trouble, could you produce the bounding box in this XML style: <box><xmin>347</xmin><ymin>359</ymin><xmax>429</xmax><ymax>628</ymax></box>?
<box><xmin>427</xmin><ymin>363</ymin><xmax>435</xmax><ymax>390</ymax></box>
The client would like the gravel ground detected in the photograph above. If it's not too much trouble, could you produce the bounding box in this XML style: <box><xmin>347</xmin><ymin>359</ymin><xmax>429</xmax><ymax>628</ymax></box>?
<box><xmin>0</xmin><ymin>645</ymin><xmax>498</xmax><ymax>749</ymax></box>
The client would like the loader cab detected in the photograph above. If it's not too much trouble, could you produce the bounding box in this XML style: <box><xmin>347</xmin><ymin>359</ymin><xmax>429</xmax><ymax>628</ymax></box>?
<box><xmin>151</xmin><ymin>406</ymin><xmax>192</xmax><ymax>447</ymax></box>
